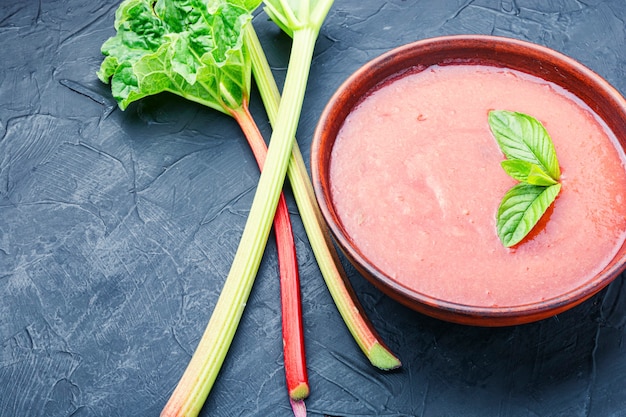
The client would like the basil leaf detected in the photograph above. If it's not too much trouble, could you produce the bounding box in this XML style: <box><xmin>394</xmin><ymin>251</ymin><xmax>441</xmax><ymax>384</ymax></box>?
<box><xmin>497</xmin><ymin>183</ymin><xmax>561</xmax><ymax>247</ymax></box>
<box><xmin>501</xmin><ymin>160</ymin><xmax>558</xmax><ymax>186</ymax></box>
<box><xmin>97</xmin><ymin>0</ymin><xmax>261</xmax><ymax>112</ymax></box>
<box><xmin>488</xmin><ymin>110</ymin><xmax>561</xmax><ymax>181</ymax></box>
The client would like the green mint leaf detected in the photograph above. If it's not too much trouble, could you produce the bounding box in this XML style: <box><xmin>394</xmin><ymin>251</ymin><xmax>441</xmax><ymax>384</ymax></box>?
<box><xmin>496</xmin><ymin>183</ymin><xmax>561</xmax><ymax>247</ymax></box>
<box><xmin>500</xmin><ymin>160</ymin><xmax>558</xmax><ymax>186</ymax></box>
<box><xmin>488</xmin><ymin>110</ymin><xmax>561</xmax><ymax>181</ymax></box>
<box><xmin>97</xmin><ymin>0</ymin><xmax>261</xmax><ymax>112</ymax></box>
<box><xmin>490</xmin><ymin>110</ymin><xmax>563</xmax><ymax>246</ymax></box>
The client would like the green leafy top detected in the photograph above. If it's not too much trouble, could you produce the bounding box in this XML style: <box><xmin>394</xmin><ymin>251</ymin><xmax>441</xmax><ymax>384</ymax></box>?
<box><xmin>489</xmin><ymin>110</ymin><xmax>562</xmax><ymax>247</ymax></box>
<box><xmin>263</xmin><ymin>0</ymin><xmax>335</xmax><ymax>37</ymax></box>
<box><xmin>97</xmin><ymin>0</ymin><xmax>261</xmax><ymax>112</ymax></box>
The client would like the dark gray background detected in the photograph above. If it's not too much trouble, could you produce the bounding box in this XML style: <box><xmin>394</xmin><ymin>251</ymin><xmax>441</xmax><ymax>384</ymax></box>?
<box><xmin>1</xmin><ymin>1</ymin><xmax>626</xmax><ymax>416</ymax></box>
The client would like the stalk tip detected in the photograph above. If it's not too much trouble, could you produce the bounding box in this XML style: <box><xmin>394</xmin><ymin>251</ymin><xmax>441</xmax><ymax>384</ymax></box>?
<box><xmin>289</xmin><ymin>382</ymin><xmax>310</xmax><ymax>401</ymax></box>
<box><xmin>369</xmin><ymin>342</ymin><xmax>402</xmax><ymax>371</ymax></box>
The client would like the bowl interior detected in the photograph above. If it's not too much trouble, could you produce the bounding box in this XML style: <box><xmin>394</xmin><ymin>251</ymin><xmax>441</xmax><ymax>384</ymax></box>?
<box><xmin>311</xmin><ymin>35</ymin><xmax>626</xmax><ymax>326</ymax></box>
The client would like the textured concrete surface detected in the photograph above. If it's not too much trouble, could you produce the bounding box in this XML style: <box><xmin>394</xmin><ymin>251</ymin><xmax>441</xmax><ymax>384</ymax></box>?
<box><xmin>1</xmin><ymin>1</ymin><xmax>625</xmax><ymax>416</ymax></box>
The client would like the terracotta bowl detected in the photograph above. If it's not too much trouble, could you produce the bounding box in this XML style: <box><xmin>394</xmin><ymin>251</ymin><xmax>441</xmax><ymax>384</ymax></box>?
<box><xmin>310</xmin><ymin>35</ymin><xmax>626</xmax><ymax>326</ymax></box>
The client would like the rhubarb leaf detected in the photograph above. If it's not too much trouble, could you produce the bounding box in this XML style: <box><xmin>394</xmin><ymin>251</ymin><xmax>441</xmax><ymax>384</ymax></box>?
<box><xmin>97</xmin><ymin>0</ymin><xmax>261</xmax><ymax>112</ymax></box>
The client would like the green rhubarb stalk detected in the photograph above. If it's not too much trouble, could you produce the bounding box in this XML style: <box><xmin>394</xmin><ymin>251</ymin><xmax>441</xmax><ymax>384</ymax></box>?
<box><xmin>162</xmin><ymin>18</ymin><xmax>321</xmax><ymax>417</ymax></box>
<box><xmin>245</xmin><ymin>23</ymin><xmax>401</xmax><ymax>370</ymax></box>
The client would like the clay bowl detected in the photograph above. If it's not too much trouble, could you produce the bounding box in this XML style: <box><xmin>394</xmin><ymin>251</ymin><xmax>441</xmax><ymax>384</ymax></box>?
<box><xmin>310</xmin><ymin>35</ymin><xmax>626</xmax><ymax>326</ymax></box>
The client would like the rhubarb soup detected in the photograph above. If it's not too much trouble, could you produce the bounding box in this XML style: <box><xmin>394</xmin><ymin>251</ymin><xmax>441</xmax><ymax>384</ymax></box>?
<box><xmin>329</xmin><ymin>64</ymin><xmax>626</xmax><ymax>308</ymax></box>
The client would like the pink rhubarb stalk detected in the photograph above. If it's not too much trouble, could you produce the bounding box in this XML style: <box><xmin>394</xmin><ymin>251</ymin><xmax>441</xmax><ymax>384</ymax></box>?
<box><xmin>230</xmin><ymin>103</ymin><xmax>310</xmax><ymax>402</ymax></box>
<box><xmin>161</xmin><ymin>100</ymin><xmax>309</xmax><ymax>416</ymax></box>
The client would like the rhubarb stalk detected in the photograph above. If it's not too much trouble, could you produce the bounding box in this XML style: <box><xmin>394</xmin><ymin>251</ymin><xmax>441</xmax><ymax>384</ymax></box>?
<box><xmin>230</xmin><ymin>104</ymin><xmax>310</xmax><ymax>402</ymax></box>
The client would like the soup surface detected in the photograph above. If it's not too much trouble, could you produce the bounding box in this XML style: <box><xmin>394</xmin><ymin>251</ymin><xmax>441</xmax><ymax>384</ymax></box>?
<box><xmin>330</xmin><ymin>64</ymin><xmax>626</xmax><ymax>307</ymax></box>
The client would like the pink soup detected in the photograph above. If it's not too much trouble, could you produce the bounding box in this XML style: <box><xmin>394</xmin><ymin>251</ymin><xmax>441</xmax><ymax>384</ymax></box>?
<box><xmin>330</xmin><ymin>64</ymin><xmax>626</xmax><ymax>308</ymax></box>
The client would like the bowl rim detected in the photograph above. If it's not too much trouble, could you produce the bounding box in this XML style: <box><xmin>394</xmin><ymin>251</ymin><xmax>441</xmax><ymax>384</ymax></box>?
<box><xmin>310</xmin><ymin>34</ymin><xmax>626</xmax><ymax>325</ymax></box>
